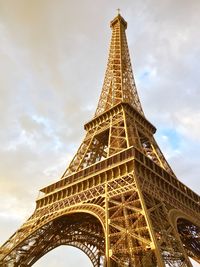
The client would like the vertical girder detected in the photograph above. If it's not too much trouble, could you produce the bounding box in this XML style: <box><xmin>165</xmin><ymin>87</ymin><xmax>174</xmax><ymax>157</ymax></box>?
<box><xmin>95</xmin><ymin>14</ymin><xmax>144</xmax><ymax>117</ymax></box>
<box><xmin>1</xmin><ymin>12</ymin><xmax>200</xmax><ymax>267</ymax></box>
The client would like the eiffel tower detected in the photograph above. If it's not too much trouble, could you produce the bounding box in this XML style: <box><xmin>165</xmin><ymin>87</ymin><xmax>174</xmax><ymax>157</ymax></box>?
<box><xmin>0</xmin><ymin>12</ymin><xmax>200</xmax><ymax>267</ymax></box>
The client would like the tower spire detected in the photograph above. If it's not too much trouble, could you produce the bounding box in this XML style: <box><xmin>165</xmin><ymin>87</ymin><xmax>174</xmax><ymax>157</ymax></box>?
<box><xmin>95</xmin><ymin>13</ymin><xmax>144</xmax><ymax>117</ymax></box>
<box><xmin>0</xmin><ymin>14</ymin><xmax>200</xmax><ymax>267</ymax></box>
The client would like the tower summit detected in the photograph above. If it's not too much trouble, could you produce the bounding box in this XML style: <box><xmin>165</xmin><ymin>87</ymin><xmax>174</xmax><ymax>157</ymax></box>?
<box><xmin>0</xmin><ymin>14</ymin><xmax>200</xmax><ymax>267</ymax></box>
<box><xmin>95</xmin><ymin>13</ymin><xmax>144</xmax><ymax>117</ymax></box>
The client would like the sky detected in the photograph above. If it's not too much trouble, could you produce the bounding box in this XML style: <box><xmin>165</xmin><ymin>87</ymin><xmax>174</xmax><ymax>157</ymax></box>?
<box><xmin>0</xmin><ymin>0</ymin><xmax>200</xmax><ymax>266</ymax></box>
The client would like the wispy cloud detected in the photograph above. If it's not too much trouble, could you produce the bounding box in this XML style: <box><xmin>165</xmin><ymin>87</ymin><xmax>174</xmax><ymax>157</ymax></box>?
<box><xmin>0</xmin><ymin>1</ymin><xmax>199</xmax><ymax>266</ymax></box>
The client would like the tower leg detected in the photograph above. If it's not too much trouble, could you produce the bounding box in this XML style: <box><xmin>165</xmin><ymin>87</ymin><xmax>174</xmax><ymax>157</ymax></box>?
<box><xmin>105</xmin><ymin>173</ymin><xmax>193</xmax><ymax>266</ymax></box>
<box><xmin>142</xmin><ymin>191</ymin><xmax>193</xmax><ymax>267</ymax></box>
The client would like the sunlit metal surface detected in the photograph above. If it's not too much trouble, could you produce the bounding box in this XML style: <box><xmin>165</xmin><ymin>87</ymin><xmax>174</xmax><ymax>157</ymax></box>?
<box><xmin>0</xmin><ymin>13</ymin><xmax>199</xmax><ymax>267</ymax></box>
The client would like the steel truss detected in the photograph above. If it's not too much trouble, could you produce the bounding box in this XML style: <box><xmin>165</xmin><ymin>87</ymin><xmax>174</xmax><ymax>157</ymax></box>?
<box><xmin>0</xmin><ymin>13</ymin><xmax>200</xmax><ymax>267</ymax></box>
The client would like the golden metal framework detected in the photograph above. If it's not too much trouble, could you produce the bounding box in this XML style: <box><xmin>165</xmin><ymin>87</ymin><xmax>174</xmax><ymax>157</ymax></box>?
<box><xmin>0</xmin><ymin>13</ymin><xmax>200</xmax><ymax>267</ymax></box>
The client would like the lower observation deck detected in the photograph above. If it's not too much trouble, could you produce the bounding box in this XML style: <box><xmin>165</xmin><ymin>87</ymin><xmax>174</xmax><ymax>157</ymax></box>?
<box><xmin>36</xmin><ymin>146</ymin><xmax>200</xmax><ymax>216</ymax></box>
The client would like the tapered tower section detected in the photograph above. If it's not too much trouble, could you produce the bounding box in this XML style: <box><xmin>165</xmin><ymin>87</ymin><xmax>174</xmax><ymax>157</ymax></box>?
<box><xmin>95</xmin><ymin>14</ymin><xmax>144</xmax><ymax>117</ymax></box>
<box><xmin>0</xmin><ymin>13</ymin><xmax>200</xmax><ymax>267</ymax></box>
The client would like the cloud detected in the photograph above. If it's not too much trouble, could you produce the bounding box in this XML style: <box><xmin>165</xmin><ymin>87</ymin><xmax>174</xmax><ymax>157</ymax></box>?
<box><xmin>0</xmin><ymin>1</ymin><xmax>200</xmax><ymax>266</ymax></box>
<box><xmin>34</xmin><ymin>246</ymin><xmax>93</xmax><ymax>267</ymax></box>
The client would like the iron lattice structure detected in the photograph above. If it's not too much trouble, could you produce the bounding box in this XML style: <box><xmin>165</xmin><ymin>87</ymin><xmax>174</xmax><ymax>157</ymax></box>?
<box><xmin>0</xmin><ymin>14</ymin><xmax>200</xmax><ymax>267</ymax></box>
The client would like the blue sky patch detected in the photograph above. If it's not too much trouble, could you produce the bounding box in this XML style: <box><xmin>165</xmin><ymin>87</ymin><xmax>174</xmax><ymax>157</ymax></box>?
<box><xmin>157</xmin><ymin>128</ymin><xmax>181</xmax><ymax>150</ymax></box>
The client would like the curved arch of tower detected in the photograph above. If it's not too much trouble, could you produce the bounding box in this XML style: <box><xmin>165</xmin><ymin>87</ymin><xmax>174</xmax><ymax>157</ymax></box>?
<box><xmin>24</xmin><ymin>212</ymin><xmax>105</xmax><ymax>266</ymax></box>
<box><xmin>0</xmin><ymin>13</ymin><xmax>200</xmax><ymax>267</ymax></box>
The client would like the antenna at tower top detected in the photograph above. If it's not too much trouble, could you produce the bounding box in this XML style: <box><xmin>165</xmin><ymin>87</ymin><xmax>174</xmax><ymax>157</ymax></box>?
<box><xmin>117</xmin><ymin>8</ymin><xmax>120</xmax><ymax>15</ymax></box>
